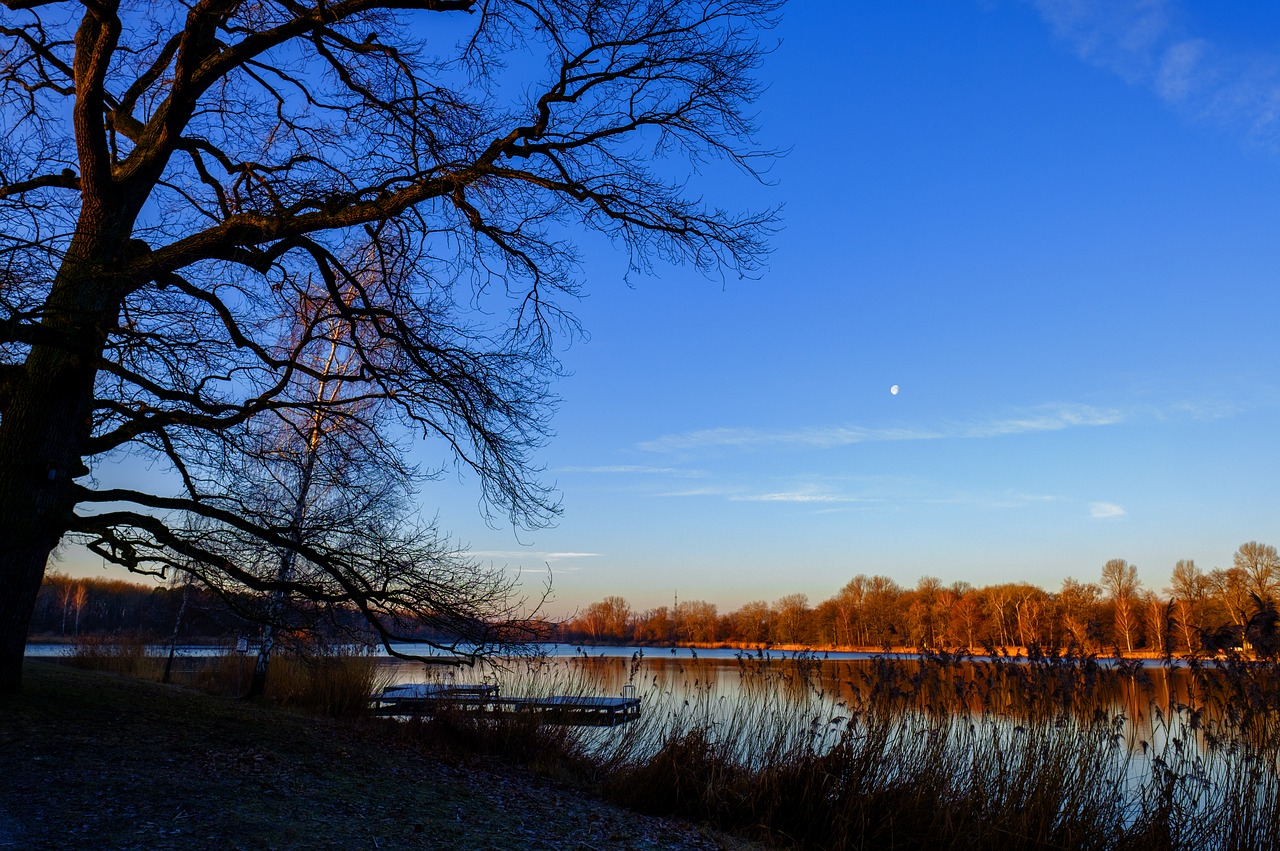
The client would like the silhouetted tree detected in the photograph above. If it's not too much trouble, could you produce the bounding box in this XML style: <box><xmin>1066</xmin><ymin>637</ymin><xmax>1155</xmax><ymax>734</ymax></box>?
<box><xmin>0</xmin><ymin>0</ymin><xmax>781</xmax><ymax>691</ymax></box>
<box><xmin>1245</xmin><ymin>594</ymin><xmax>1280</xmax><ymax>659</ymax></box>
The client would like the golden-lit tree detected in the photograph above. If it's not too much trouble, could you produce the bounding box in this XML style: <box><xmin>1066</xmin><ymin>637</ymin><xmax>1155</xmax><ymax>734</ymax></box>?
<box><xmin>1234</xmin><ymin>541</ymin><xmax>1280</xmax><ymax>603</ymax></box>
<box><xmin>1101</xmin><ymin>559</ymin><xmax>1140</xmax><ymax>653</ymax></box>
<box><xmin>1168</xmin><ymin>559</ymin><xmax>1208</xmax><ymax>652</ymax></box>
<box><xmin>1057</xmin><ymin>577</ymin><xmax>1101</xmax><ymax>650</ymax></box>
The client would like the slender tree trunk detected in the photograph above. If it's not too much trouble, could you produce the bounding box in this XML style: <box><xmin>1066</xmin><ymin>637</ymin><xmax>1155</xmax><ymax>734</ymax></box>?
<box><xmin>245</xmin><ymin>481</ymin><xmax>308</xmax><ymax>699</ymax></box>
<box><xmin>246</xmin><ymin>369</ymin><xmax>332</xmax><ymax>698</ymax></box>
<box><xmin>162</xmin><ymin>580</ymin><xmax>192</xmax><ymax>684</ymax></box>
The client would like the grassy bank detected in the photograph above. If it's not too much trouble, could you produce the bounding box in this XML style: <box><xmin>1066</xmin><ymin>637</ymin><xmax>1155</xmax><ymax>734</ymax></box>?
<box><xmin>0</xmin><ymin>661</ymin><xmax>757</xmax><ymax>850</ymax></box>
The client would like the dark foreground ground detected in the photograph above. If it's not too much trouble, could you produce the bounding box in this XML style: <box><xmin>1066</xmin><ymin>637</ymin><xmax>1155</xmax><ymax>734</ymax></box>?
<box><xmin>0</xmin><ymin>661</ymin><xmax>761</xmax><ymax>850</ymax></box>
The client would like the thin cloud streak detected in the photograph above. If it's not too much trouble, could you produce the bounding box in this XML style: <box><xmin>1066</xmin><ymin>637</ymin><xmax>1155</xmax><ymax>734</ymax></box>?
<box><xmin>965</xmin><ymin>405</ymin><xmax>1124</xmax><ymax>437</ymax></box>
<box><xmin>660</xmin><ymin>479</ymin><xmax>1058</xmax><ymax>512</ymax></box>
<box><xmin>729</xmin><ymin>492</ymin><xmax>878</xmax><ymax>504</ymax></box>
<box><xmin>472</xmin><ymin>550</ymin><xmax>603</xmax><ymax>562</ymax></box>
<box><xmin>559</xmin><ymin>465</ymin><xmax>691</xmax><ymax>475</ymax></box>
<box><xmin>638</xmin><ymin>403</ymin><xmax>1125</xmax><ymax>453</ymax></box>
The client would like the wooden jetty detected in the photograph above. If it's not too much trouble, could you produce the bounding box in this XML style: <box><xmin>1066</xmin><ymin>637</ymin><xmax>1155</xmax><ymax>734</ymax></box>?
<box><xmin>370</xmin><ymin>683</ymin><xmax>641</xmax><ymax>727</ymax></box>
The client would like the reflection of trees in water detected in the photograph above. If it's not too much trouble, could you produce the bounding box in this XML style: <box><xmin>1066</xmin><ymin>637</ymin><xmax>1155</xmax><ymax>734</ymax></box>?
<box><xmin>383</xmin><ymin>646</ymin><xmax>1280</xmax><ymax>840</ymax></box>
<box><xmin>534</xmin><ymin>649</ymin><xmax>1280</xmax><ymax>761</ymax></box>
<box><xmin>391</xmin><ymin>646</ymin><xmax>1280</xmax><ymax>767</ymax></box>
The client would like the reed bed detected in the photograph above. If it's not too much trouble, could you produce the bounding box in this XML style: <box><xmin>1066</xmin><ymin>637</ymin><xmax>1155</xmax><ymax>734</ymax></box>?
<box><xmin>66</xmin><ymin>632</ymin><xmax>162</xmax><ymax>678</ymax></box>
<box><xmin>395</xmin><ymin>647</ymin><xmax>1280</xmax><ymax>849</ymax></box>
<box><xmin>66</xmin><ymin>637</ymin><xmax>390</xmax><ymax>718</ymax></box>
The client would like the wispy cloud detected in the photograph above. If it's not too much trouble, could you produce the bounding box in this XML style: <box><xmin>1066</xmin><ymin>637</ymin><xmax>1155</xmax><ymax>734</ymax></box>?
<box><xmin>730</xmin><ymin>491</ymin><xmax>877</xmax><ymax>504</ymax></box>
<box><xmin>659</xmin><ymin>476</ymin><xmax>1058</xmax><ymax>513</ymax></box>
<box><xmin>558</xmin><ymin>465</ymin><xmax>690</xmax><ymax>475</ymax></box>
<box><xmin>964</xmin><ymin>404</ymin><xmax>1124</xmax><ymax>437</ymax></box>
<box><xmin>635</xmin><ymin>425</ymin><xmax>921</xmax><ymax>453</ymax></box>
<box><xmin>1090</xmin><ymin>501</ymin><xmax>1127</xmax><ymax>519</ymax></box>
<box><xmin>1031</xmin><ymin>0</ymin><xmax>1280</xmax><ymax>147</ymax></box>
<box><xmin>472</xmin><ymin>550</ymin><xmax>602</xmax><ymax>563</ymax></box>
<box><xmin>656</xmin><ymin>486</ymin><xmax>741</xmax><ymax>498</ymax></box>
<box><xmin>638</xmin><ymin>403</ymin><xmax>1124</xmax><ymax>453</ymax></box>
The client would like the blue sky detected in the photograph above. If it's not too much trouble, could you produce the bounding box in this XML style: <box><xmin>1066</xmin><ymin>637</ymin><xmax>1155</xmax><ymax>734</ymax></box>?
<box><xmin>444</xmin><ymin>0</ymin><xmax>1280</xmax><ymax>616</ymax></box>
<box><xmin>65</xmin><ymin>1</ymin><xmax>1280</xmax><ymax>618</ymax></box>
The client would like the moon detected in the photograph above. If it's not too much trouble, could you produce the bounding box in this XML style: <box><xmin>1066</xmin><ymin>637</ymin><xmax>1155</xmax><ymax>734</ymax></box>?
<box><xmin>890</xmin><ymin>384</ymin><xmax>899</xmax><ymax>396</ymax></box>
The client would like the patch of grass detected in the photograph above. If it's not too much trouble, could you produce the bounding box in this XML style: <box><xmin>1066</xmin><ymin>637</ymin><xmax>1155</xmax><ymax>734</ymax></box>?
<box><xmin>0</xmin><ymin>661</ymin><xmax>752</xmax><ymax>850</ymax></box>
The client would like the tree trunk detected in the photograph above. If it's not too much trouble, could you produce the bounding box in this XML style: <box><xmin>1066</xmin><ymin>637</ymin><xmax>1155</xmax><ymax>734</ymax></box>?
<box><xmin>0</xmin><ymin>249</ymin><xmax>118</xmax><ymax>692</ymax></box>
<box><xmin>246</xmin><ymin>400</ymin><xmax>324</xmax><ymax>699</ymax></box>
<box><xmin>0</xmin><ymin>363</ymin><xmax>97</xmax><ymax>692</ymax></box>
<box><xmin>246</xmin><ymin>626</ymin><xmax>276</xmax><ymax>699</ymax></box>
<box><xmin>162</xmin><ymin>580</ymin><xmax>192</xmax><ymax>685</ymax></box>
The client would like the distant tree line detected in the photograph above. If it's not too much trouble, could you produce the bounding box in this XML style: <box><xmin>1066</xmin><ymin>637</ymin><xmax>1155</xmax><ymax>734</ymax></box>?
<box><xmin>559</xmin><ymin>542</ymin><xmax>1280</xmax><ymax>656</ymax></box>
<box><xmin>29</xmin><ymin>572</ymin><xmax>247</xmax><ymax>641</ymax></box>
<box><xmin>29</xmin><ymin>571</ymin><xmax>498</xmax><ymax>647</ymax></box>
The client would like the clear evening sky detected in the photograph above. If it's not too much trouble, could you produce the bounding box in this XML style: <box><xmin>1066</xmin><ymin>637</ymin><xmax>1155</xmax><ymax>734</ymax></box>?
<box><xmin>64</xmin><ymin>1</ymin><xmax>1280</xmax><ymax>618</ymax></box>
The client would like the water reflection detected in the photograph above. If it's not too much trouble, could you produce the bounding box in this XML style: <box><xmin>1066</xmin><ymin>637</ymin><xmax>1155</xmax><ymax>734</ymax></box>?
<box><xmin>384</xmin><ymin>647</ymin><xmax>1280</xmax><ymax>764</ymax></box>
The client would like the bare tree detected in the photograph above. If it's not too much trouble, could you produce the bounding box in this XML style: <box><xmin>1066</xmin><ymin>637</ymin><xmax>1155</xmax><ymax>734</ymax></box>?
<box><xmin>70</xmin><ymin>583</ymin><xmax>87</xmax><ymax>635</ymax></box>
<box><xmin>1206</xmin><ymin>566</ymin><xmax>1252</xmax><ymax>629</ymax></box>
<box><xmin>0</xmin><ymin>0</ymin><xmax>781</xmax><ymax>691</ymax></box>
<box><xmin>1057</xmin><ymin>577</ymin><xmax>1101</xmax><ymax>650</ymax></box>
<box><xmin>1234</xmin><ymin>541</ymin><xmax>1280</xmax><ymax>603</ymax></box>
<box><xmin>1168</xmin><ymin>559</ymin><xmax>1207</xmax><ymax>652</ymax></box>
<box><xmin>949</xmin><ymin>591</ymin><xmax>984</xmax><ymax>650</ymax></box>
<box><xmin>771</xmin><ymin>593</ymin><xmax>810</xmax><ymax>646</ymax></box>
<box><xmin>51</xmin><ymin>572</ymin><xmax>76</xmax><ymax>637</ymax></box>
<box><xmin>1101</xmin><ymin>558</ymin><xmax>1140</xmax><ymax>654</ymax></box>
<box><xmin>1141</xmin><ymin>590</ymin><xmax>1172</xmax><ymax>656</ymax></box>
<box><xmin>731</xmin><ymin>600</ymin><xmax>771</xmax><ymax>645</ymax></box>
<box><xmin>833</xmin><ymin>575</ymin><xmax>869</xmax><ymax>648</ymax></box>
<box><xmin>675</xmin><ymin>599</ymin><xmax>717</xmax><ymax>643</ymax></box>
<box><xmin>573</xmin><ymin>595</ymin><xmax>632</xmax><ymax>642</ymax></box>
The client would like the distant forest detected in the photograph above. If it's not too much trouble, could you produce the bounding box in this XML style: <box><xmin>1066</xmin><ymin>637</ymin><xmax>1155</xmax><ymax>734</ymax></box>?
<box><xmin>29</xmin><ymin>572</ymin><xmax>251</xmax><ymax>642</ymax></box>
<box><xmin>560</xmin><ymin>542</ymin><xmax>1280</xmax><ymax>655</ymax></box>
<box><xmin>27</xmin><ymin>572</ymin><xmax>456</xmax><ymax>646</ymax></box>
<box><xmin>34</xmin><ymin>541</ymin><xmax>1280</xmax><ymax>655</ymax></box>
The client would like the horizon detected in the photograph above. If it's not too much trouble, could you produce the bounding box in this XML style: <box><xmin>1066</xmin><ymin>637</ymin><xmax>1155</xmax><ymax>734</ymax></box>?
<box><xmin>57</xmin><ymin>1</ymin><xmax>1280</xmax><ymax>621</ymax></box>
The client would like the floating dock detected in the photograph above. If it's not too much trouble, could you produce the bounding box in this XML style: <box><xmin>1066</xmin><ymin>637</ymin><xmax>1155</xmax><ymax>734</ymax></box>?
<box><xmin>370</xmin><ymin>683</ymin><xmax>641</xmax><ymax>727</ymax></box>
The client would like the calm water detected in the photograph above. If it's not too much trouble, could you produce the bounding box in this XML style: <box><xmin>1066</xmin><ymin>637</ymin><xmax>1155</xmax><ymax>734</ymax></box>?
<box><xmin>379</xmin><ymin>645</ymin><xmax>1237</xmax><ymax>756</ymax></box>
<box><xmin>29</xmin><ymin>639</ymin><xmax>1258</xmax><ymax>759</ymax></box>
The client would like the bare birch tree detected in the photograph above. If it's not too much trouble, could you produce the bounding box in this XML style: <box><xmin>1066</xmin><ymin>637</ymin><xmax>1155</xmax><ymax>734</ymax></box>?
<box><xmin>1169</xmin><ymin>559</ymin><xmax>1207</xmax><ymax>653</ymax></box>
<box><xmin>0</xmin><ymin>0</ymin><xmax>781</xmax><ymax>691</ymax></box>
<box><xmin>1101</xmin><ymin>558</ymin><xmax>1140</xmax><ymax>654</ymax></box>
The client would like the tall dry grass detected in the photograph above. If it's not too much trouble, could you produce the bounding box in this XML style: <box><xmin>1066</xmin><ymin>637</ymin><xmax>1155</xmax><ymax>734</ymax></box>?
<box><xmin>66</xmin><ymin>633</ymin><xmax>162</xmax><ymax>678</ymax></box>
<box><xmin>67</xmin><ymin>635</ymin><xmax>391</xmax><ymax>719</ymax></box>
<box><xmin>391</xmin><ymin>647</ymin><xmax>1280</xmax><ymax>849</ymax></box>
<box><xmin>189</xmin><ymin>645</ymin><xmax>393</xmax><ymax>717</ymax></box>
